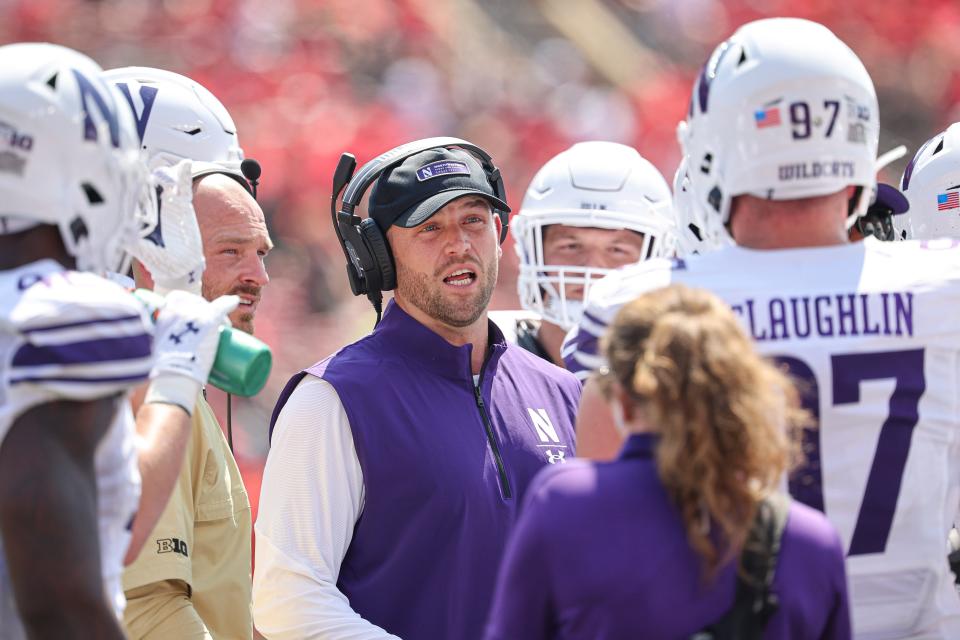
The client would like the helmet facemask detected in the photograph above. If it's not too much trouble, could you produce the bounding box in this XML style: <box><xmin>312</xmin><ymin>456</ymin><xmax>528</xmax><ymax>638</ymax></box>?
<box><xmin>514</xmin><ymin>141</ymin><xmax>677</xmax><ymax>330</ymax></box>
<box><xmin>513</xmin><ymin>207</ymin><xmax>676</xmax><ymax>330</ymax></box>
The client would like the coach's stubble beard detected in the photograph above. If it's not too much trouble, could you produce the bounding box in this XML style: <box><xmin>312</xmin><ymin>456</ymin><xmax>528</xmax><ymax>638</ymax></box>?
<box><xmin>395</xmin><ymin>255</ymin><xmax>498</xmax><ymax>329</ymax></box>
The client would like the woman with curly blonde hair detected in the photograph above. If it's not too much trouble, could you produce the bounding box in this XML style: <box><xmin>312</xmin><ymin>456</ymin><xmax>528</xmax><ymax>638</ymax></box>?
<box><xmin>485</xmin><ymin>285</ymin><xmax>850</xmax><ymax>640</ymax></box>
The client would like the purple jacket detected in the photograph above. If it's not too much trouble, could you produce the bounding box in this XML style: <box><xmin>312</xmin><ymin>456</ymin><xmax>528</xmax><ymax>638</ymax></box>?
<box><xmin>485</xmin><ymin>433</ymin><xmax>851</xmax><ymax>640</ymax></box>
<box><xmin>270</xmin><ymin>300</ymin><xmax>580</xmax><ymax>640</ymax></box>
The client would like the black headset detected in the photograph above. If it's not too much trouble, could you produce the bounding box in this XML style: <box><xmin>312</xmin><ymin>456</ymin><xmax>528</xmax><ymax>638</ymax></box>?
<box><xmin>331</xmin><ymin>137</ymin><xmax>509</xmax><ymax>321</ymax></box>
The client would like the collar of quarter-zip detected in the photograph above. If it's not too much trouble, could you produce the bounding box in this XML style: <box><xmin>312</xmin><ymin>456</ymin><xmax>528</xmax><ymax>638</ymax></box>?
<box><xmin>373</xmin><ymin>299</ymin><xmax>508</xmax><ymax>383</ymax></box>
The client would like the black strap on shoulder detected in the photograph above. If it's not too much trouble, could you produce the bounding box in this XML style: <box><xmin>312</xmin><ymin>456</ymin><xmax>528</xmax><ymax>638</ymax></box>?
<box><xmin>948</xmin><ymin>528</ymin><xmax>960</xmax><ymax>585</ymax></box>
<box><xmin>515</xmin><ymin>318</ymin><xmax>552</xmax><ymax>363</ymax></box>
<box><xmin>691</xmin><ymin>493</ymin><xmax>790</xmax><ymax>640</ymax></box>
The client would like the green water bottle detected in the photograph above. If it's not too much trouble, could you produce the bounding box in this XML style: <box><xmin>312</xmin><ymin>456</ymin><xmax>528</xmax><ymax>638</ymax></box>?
<box><xmin>133</xmin><ymin>288</ymin><xmax>272</xmax><ymax>397</ymax></box>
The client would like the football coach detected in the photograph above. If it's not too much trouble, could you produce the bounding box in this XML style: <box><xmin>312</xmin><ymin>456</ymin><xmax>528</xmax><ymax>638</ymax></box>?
<box><xmin>252</xmin><ymin>140</ymin><xmax>581</xmax><ymax>640</ymax></box>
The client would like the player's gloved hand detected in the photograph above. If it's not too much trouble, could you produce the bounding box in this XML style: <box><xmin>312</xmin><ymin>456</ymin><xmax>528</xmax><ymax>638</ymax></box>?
<box><xmin>130</xmin><ymin>160</ymin><xmax>206</xmax><ymax>296</ymax></box>
<box><xmin>145</xmin><ymin>291</ymin><xmax>239</xmax><ymax>414</ymax></box>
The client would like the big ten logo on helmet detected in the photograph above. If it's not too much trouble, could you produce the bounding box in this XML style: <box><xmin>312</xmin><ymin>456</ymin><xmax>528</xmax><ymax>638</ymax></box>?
<box><xmin>526</xmin><ymin>408</ymin><xmax>569</xmax><ymax>464</ymax></box>
<box><xmin>71</xmin><ymin>69</ymin><xmax>121</xmax><ymax>148</ymax></box>
<box><xmin>113</xmin><ymin>82</ymin><xmax>158</xmax><ymax>143</ymax></box>
<box><xmin>844</xmin><ymin>96</ymin><xmax>872</xmax><ymax>144</ymax></box>
<box><xmin>0</xmin><ymin>121</ymin><xmax>33</xmax><ymax>177</ymax></box>
<box><xmin>845</xmin><ymin>97</ymin><xmax>872</xmax><ymax>122</ymax></box>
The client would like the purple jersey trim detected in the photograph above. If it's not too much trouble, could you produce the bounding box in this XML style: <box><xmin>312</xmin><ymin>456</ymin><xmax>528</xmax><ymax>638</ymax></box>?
<box><xmin>10</xmin><ymin>371</ymin><xmax>150</xmax><ymax>385</ymax></box>
<box><xmin>20</xmin><ymin>313</ymin><xmax>143</xmax><ymax>335</ymax></box>
<box><xmin>581</xmin><ymin>309</ymin><xmax>608</xmax><ymax>330</ymax></box>
<box><xmin>563</xmin><ymin>335</ymin><xmax>599</xmax><ymax>372</ymax></box>
<box><xmin>13</xmin><ymin>334</ymin><xmax>152</xmax><ymax>367</ymax></box>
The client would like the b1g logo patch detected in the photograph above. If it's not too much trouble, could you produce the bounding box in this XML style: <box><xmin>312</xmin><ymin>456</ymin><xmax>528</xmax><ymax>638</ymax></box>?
<box><xmin>157</xmin><ymin>537</ymin><xmax>189</xmax><ymax>557</ymax></box>
<box><xmin>416</xmin><ymin>160</ymin><xmax>469</xmax><ymax>181</ymax></box>
<box><xmin>0</xmin><ymin>120</ymin><xmax>34</xmax><ymax>177</ymax></box>
<box><xmin>0</xmin><ymin>121</ymin><xmax>33</xmax><ymax>152</ymax></box>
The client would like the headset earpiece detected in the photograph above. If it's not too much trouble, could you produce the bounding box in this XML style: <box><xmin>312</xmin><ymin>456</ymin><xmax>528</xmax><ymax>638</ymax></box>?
<box><xmin>335</xmin><ymin>214</ymin><xmax>370</xmax><ymax>297</ymax></box>
<box><xmin>358</xmin><ymin>217</ymin><xmax>396</xmax><ymax>291</ymax></box>
<box><xmin>484</xmin><ymin>165</ymin><xmax>510</xmax><ymax>245</ymax></box>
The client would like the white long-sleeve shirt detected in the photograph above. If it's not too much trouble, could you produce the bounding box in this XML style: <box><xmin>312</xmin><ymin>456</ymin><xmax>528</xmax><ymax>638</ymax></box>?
<box><xmin>253</xmin><ymin>375</ymin><xmax>401</xmax><ymax>639</ymax></box>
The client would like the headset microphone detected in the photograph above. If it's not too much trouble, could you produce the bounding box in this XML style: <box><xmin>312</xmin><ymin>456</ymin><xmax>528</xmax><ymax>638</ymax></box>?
<box><xmin>241</xmin><ymin>158</ymin><xmax>262</xmax><ymax>199</ymax></box>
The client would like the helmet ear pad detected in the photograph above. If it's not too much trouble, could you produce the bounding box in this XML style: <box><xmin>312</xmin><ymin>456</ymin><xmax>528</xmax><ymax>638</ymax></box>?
<box><xmin>358</xmin><ymin>217</ymin><xmax>396</xmax><ymax>292</ymax></box>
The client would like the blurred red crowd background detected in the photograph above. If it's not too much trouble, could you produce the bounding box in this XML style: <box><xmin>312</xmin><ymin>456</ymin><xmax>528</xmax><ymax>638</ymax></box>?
<box><xmin>5</xmin><ymin>0</ymin><xmax>958</xmax><ymax>525</ymax></box>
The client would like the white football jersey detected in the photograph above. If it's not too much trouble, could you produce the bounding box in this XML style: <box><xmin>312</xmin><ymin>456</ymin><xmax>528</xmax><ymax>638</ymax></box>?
<box><xmin>564</xmin><ymin>237</ymin><xmax>960</xmax><ymax>639</ymax></box>
<box><xmin>0</xmin><ymin>260</ymin><xmax>151</xmax><ymax>638</ymax></box>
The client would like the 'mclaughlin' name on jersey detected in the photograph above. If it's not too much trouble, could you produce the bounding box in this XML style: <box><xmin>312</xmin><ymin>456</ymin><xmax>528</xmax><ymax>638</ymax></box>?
<box><xmin>0</xmin><ymin>259</ymin><xmax>153</xmax><ymax>639</ymax></box>
<box><xmin>565</xmin><ymin>238</ymin><xmax>960</xmax><ymax>640</ymax></box>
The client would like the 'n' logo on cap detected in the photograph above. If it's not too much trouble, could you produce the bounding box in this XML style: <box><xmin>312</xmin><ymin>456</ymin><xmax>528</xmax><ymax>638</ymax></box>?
<box><xmin>416</xmin><ymin>160</ymin><xmax>470</xmax><ymax>182</ymax></box>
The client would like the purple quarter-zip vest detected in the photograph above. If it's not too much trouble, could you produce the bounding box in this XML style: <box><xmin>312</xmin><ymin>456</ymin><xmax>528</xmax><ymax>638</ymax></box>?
<box><xmin>269</xmin><ymin>300</ymin><xmax>581</xmax><ymax>640</ymax></box>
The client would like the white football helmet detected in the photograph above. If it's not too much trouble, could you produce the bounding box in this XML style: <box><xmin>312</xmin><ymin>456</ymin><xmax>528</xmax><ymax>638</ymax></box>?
<box><xmin>0</xmin><ymin>43</ymin><xmax>147</xmax><ymax>274</ymax></box>
<box><xmin>897</xmin><ymin>123</ymin><xmax>960</xmax><ymax>240</ymax></box>
<box><xmin>512</xmin><ymin>141</ymin><xmax>676</xmax><ymax>330</ymax></box>
<box><xmin>672</xmin><ymin>156</ymin><xmax>731</xmax><ymax>255</ymax></box>
<box><xmin>102</xmin><ymin>66</ymin><xmax>248</xmax><ymax>189</ymax></box>
<box><xmin>679</xmin><ymin>18</ymin><xmax>879</xmax><ymax>245</ymax></box>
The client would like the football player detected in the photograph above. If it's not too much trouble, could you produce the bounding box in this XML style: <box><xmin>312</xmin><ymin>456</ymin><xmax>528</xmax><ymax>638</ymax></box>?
<box><xmin>0</xmin><ymin>44</ymin><xmax>235</xmax><ymax>638</ymax></box>
<box><xmin>105</xmin><ymin>66</ymin><xmax>269</xmax><ymax>640</ymax></box>
<box><xmin>493</xmin><ymin>141</ymin><xmax>676</xmax><ymax>368</ymax></box>
<box><xmin>896</xmin><ymin>123</ymin><xmax>960</xmax><ymax>241</ymax></box>
<box><xmin>565</xmin><ymin>18</ymin><xmax>960</xmax><ymax>638</ymax></box>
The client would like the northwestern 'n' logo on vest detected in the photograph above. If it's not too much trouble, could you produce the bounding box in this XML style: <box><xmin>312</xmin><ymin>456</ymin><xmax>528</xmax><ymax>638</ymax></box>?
<box><xmin>527</xmin><ymin>408</ymin><xmax>560</xmax><ymax>443</ymax></box>
<box><xmin>527</xmin><ymin>408</ymin><xmax>568</xmax><ymax>464</ymax></box>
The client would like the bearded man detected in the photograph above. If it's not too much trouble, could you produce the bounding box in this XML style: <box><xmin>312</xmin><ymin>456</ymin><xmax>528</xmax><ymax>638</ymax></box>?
<box><xmin>253</xmin><ymin>145</ymin><xmax>581</xmax><ymax>640</ymax></box>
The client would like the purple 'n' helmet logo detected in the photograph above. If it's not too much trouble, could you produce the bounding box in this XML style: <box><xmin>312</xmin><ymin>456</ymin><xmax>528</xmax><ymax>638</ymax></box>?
<box><xmin>72</xmin><ymin>69</ymin><xmax>121</xmax><ymax>149</ymax></box>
